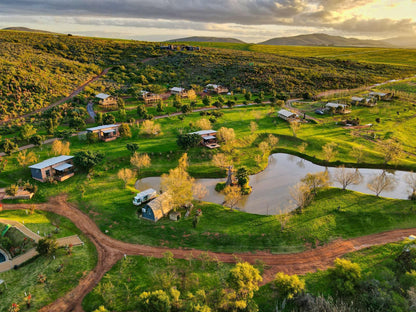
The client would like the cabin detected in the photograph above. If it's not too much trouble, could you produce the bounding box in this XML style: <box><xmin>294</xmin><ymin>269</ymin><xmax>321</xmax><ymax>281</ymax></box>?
<box><xmin>170</xmin><ymin>87</ymin><xmax>187</xmax><ymax>96</ymax></box>
<box><xmin>133</xmin><ymin>188</ymin><xmax>158</xmax><ymax>206</ymax></box>
<box><xmin>351</xmin><ymin>96</ymin><xmax>376</xmax><ymax>107</ymax></box>
<box><xmin>206</xmin><ymin>84</ymin><xmax>229</xmax><ymax>94</ymax></box>
<box><xmin>277</xmin><ymin>109</ymin><xmax>298</xmax><ymax>121</ymax></box>
<box><xmin>96</xmin><ymin>93</ymin><xmax>117</xmax><ymax>108</ymax></box>
<box><xmin>86</xmin><ymin>124</ymin><xmax>120</xmax><ymax>142</ymax></box>
<box><xmin>369</xmin><ymin>92</ymin><xmax>392</xmax><ymax>101</ymax></box>
<box><xmin>190</xmin><ymin>130</ymin><xmax>220</xmax><ymax>149</ymax></box>
<box><xmin>141</xmin><ymin>192</ymin><xmax>173</xmax><ymax>222</ymax></box>
<box><xmin>29</xmin><ymin>155</ymin><xmax>74</xmax><ymax>182</ymax></box>
<box><xmin>325</xmin><ymin>103</ymin><xmax>350</xmax><ymax>114</ymax></box>
<box><xmin>140</xmin><ymin>91</ymin><xmax>162</xmax><ymax>104</ymax></box>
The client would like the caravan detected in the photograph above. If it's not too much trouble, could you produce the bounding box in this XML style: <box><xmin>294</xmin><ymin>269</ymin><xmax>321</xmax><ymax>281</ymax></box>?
<box><xmin>133</xmin><ymin>188</ymin><xmax>157</xmax><ymax>206</ymax></box>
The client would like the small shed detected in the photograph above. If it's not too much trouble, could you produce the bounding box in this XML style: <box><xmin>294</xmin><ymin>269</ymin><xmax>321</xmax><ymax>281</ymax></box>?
<box><xmin>141</xmin><ymin>192</ymin><xmax>173</xmax><ymax>222</ymax></box>
<box><xmin>133</xmin><ymin>188</ymin><xmax>157</xmax><ymax>206</ymax></box>
<box><xmin>170</xmin><ymin>87</ymin><xmax>186</xmax><ymax>96</ymax></box>
<box><xmin>369</xmin><ymin>92</ymin><xmax>392</xmax><ymax>101</ymax></box>
<box><xmin>325</xmin><ymin>102</ymin><xmax>350</xmax><ymax>114</ymax></box>
<box><xmin>86</xmin><ymin>124</ymin><xmax>120</xmax><ymax>142</ymax></box>
<box><xmin>277</xmin><ymin>109</ymin><xmax>298</xmax><ymax>121</ymax></box>
<box><xmin>29</xmin><ymin>155</ymin><xmax>74</xmax><ymax>182</ymax></box>
<box><xmin>96</xmin><ymin>93</ymin><xmax>117</xmax><ymax>107</ymax></box>
<box><xmin>206</xmin><ymin>84</ymin><xmax>229</xmax><ymax>94</ymax></box>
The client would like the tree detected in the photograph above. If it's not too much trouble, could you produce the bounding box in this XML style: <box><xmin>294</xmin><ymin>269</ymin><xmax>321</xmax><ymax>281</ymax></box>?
<box><xmin>258</xmin><ymin>141</ymin><xmax>270</xmax><ymax>155</ymax></box>
<box><xmin>212</xmin><ymin>153</ymin><xmax>232</xmax><ymax>170</ymax></box>
<box><xmin>16</xmin><ymin>150</ymin><xmax>38</xmax><ymax>167</ymax></box>
<box><xmin>36</xmin><ymin>238</ymin><xmax>58</xmax><ymax>256</ymax></box>
<box><xmin>298</xmin><ymin>142</ymin><xmax>308</xmax><ymax>154</ymax></box>
<box><xmin>195</xmin><ymin>118</ymin><xmax>211</xmax><ymax>130</ymax></box>
<box><xmin>301</xmin><ymin>171</ymin><xmax>330</xmax><ymax>194</ymax></box>
<box><xmin>1</xmin><ymin>139</ymin><xmax>18</xmax><ymax>155</ymax></box>
<box><xmin>322</xmin><ymin>142</ymin><xmax>338</xmax><ymax>163</ymax></box>
<box><xmin>224</xmin><ymin>185</ymin><xmax>242</xmax><ymax>210</ymax></box>
<box><xmin>289</xmin><ymin>182</ymin><xmax>313</xmax><ymax>212</ymax></box>
<box><xmin>6</xmin><ymin>184</ymin><xmax>19</xmax><ymax>196</ymax></box>
<box><xmin>351</xmin><ymin>145</ymin><xmax>364</xmax><ymax>164</ymax></box>
<box><xmin>333</xmin><ymin>166</ymin><xmax>362</xmax><ymax>190</ymax></box>
<box><xmin>267</xmin><ymin>134</ymin><xmax>279</xmax><ymax>148</ymax></box>
<box><xmin>103</xmin><ymin>113</ymin><xmax>116</xmax><ymax>124</ymax></box>
<box><xmin>405</xmin><ymin>172</ymin><xmax>416</xmax><ymax>200</ymax></box>
<box><xmin>0</xmin><ymin>158</ymin><xmax>8</xmax><ymax>174</ymax></box>
<box><xmin>138</xmin><ymin>290</ymin><xmax>171</xmax><ymax>312</ymax></box>
<box><xmin>51</xmin><ymin>140</ymin><xmax>70</xmax><ymax>156</ymax></box>
<box><xmin>202</xmin><ymin>96</ymin><xmax>211</xmax><ymax>107</ymax></box>
<box><xmin>328</xmin><ymin>258</ymin><xmax>361</xmax><ymax>296</ymax></box>
<box><xmin>216</xmin><ymin>127</ymin><xmax>235</xmax><ymax>144</ymax></box>
<box><xmin>378</xmin><ymin>139</ymin><xmax>402</xmax><ymax>165</ymax></box>
<box><xmin>249</xmin><ymin>121</ymin><xmax>258</xmax><ymax>134</ymax></box>
<box><xmin>29</xmin><ymin>135</ymin><xmax>44</xmax><ymax>146</ymax></box>
<box><xmin>117</xmin><ymin>97</ymin><xmax>125</xmax><ymax>109</ymax></box>
<box><xmin>273</xmin><ymin>272</ymin><xmax>305</xmax><ymax>299</ymax></box>
<box><xmin>126</xmin><ymin>143</ymin><xmax>139</xmax><ymax>154</ymax></box>
<box><xmin>93</xmin><ymin>306</ymin><xmax>109</xmax><ymax>312</ymax></box>
<box><xmin>236</xmin><ymin>167</ymin><xmax>249</xmax><ymax>188</ymax></box>
<box><xmin>130</xmin><ymin>152</ymin><xmax>151</xmax><ymax>176</ymax></box>
<box><xmin>226</xmin><ymin>262</ymin><xmax>262</xmax><ymax>310</ymax></box>
<box><xmin>95</xmin><ymin>112</ymin><xmax>103</xmax><ymax>125</ymax></box>
<box><xmin>161</xmin><ymin>153</ymin><xmax>194</xmax><ymax>209</ymax></box>
<box><xmin>245</xmin><ymin>91</ymin><xmax>252</xmax><ymax>101</ymax></box>
<box><xmin>118</xmin><ymin>123</ymin><xmax>131</xmax><ymax>138</ymax></box>
<box><xmin>367</xmin><ymin>171</ymin><xmax>396</xmax><ymax>197</ymax></box>
<box><xmin>19</xmin><ymin>124</ymin><xmax>37</xmax><ymax>142</ymax></box>
<box><xmin>177</xmin><ymin>133</ymin><xmax>201</xmax><ymax>149</ymax></box>
<box><xmin>290</xmin><ymin>121</ymin><xmax>300</xmax><ymax>137</ymax></box>
<box><xmin>181</xmin><ymin>104</ymin><xmax>192</xmax><ymax>114</ymax></box>
<box><xmin>137</xmin><ymin>104</ymin><xmax>147</xmax><ymax>117</ymax></box>
<box><xmin>117</xmin><ymin>168</ymin><xmax>134</xmax><ymax>188</ymax></box>
<box><xmin>141</xmin><ymin>120</ymin><xmax>161</xmax><ymax>136</ymax></box>
<box><xmin>86</xmin><ymin>132</ymin><xmax>99</xmax><ymax>143</ymax></box>
<box><xmin>193</xmin><ymin>183</ymin><xmax>208</xmax><ymax>202</ymax></box>
<box><xmin>69</xmin><ymin>116</ymin><xmax>85</xmax><ymax>130</ymax></box>
<box><xmin>73</xmin><ymin>151</ymin><xmax>104</xmax><ymax>172</ymax></box>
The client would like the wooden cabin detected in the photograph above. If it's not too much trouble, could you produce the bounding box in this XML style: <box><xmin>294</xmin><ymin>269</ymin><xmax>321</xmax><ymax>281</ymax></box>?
<box><xmin>206</xmin><ymin>84</ymin><xmax>229</xmax><ymax>94</ymax></box>
<box><xmin>86</xmin><ymin>124</ymin><xmax>120</xmax><ymax>142</ymax></box>
<box><xmin>190</xmin><ymin>130</ymin><xmax>220</xmax><ymax>149</ymax></box>
<box><xmin>277</xmin><ymin>109</ymin><xmax>298</xmax><ymax>121</ymax></box>
<box><xmin>170</xmin><ymin>87</ymin><xmax>187</xmax><ymax>96</ymax></box>
<box><xmin>140</xmin><ymin>91</ymin><xmax>162</xmax><ymax>104</ymax></box>
<box><xmin>141</xmin><ymin>192</ymin><xmax>173</xmax><ymax>222</ymax></box>
<box><xmin>96</xmin><ymin>93</ymin><xmax>117</xmax><ymax>108</ymax></box>
<box><xmin>325</xmin><ymin>103</ymin><xmax>351</xmax><ymax>114</ymax></box>
<box><xmin>29</xmin><ymin>155</ymin><xmax>74</xmax><ymax>182</ymax></box>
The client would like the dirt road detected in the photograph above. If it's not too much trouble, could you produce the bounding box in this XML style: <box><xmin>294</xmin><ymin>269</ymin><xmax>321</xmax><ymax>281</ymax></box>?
<box><xmin>3</xmin><ymin>196</ymin><xmax>416</xmax><ymax>312</ymax></box>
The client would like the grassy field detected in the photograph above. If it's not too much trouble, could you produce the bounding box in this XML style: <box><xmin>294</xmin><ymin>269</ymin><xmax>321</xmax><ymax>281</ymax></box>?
<box><xmin>0</xmin><ymin>210</ymin><xmax>97</xmax><ymax>312</ymax></box>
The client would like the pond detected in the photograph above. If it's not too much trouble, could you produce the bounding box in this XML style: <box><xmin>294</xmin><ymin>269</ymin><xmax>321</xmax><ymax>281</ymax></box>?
<box><xmin>136</xmin><ymin>153</ymin><xmax>414</xmax><ymax>215</ymax></box>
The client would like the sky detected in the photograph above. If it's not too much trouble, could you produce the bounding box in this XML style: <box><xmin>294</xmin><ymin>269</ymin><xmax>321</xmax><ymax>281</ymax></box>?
<box><xmin>0</xmin><ymin>0</ymin><xmax>415</xmax><ymax>42</ymax></box>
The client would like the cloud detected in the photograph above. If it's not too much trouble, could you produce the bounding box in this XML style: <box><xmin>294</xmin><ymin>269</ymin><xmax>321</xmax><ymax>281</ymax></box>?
<box><xmin>0</xmin><ymin>0</ymin><xmax>414</xmax><ymax>37</ymax></box>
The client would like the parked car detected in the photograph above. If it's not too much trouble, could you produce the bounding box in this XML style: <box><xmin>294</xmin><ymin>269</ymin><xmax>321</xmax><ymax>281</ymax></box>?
<box><xmin>315</xmin><ymin>109</ymin><xmax>324</xmax><ymax>115</ymax></box>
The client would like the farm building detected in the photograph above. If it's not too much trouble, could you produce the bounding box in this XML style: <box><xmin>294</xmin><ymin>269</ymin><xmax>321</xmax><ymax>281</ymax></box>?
<box><xmin>369</xmin><ymin>92</ymin><xmax>392</xmax><ymax>101</ymax></box>
<box><xmin>86</xmin><ymin>124</ymin><xmax>120</xmax><ymax>142</ymax></box>
<box><xmin>29</xmin><ymin>155</ymin><xmax>74</xmax><ymax>182</ymax></box>
<box><xmin>351</xmin><ymin>96</ymin><xmax>376</xmax><ymax>107</ymax></box>
<box><xmin>170</xmin><ymin>87</ymin><xmax>187</xmax><ymax>96</ymax></box>
<box><xmin>277</xmin><ymin>109</ymin><xmax>298</xmax><ymax>121</ymax></box>
<box><xmin>96</xmin><ymin>93</ymin><xmax>117</xmax><ymax>108</ymax></box>
<box><xmin>141</xmin><ymin>192</ymin><xmax>173</xmax><ymax>222</ymax></box>
<box><xmin>325</xmin><ymin>103</ymin><xmax>350</xmax><ymax>114</ymax></box>
<box><xmin>140</xmin><ymin>91</ymin><xmax>162</xmax><ymax>104</ymax></box>
<box><xmin>206</xmin><ymin>84</ymin><xmax>229</xmax><ymax>94</ymax></box>
<box><xmin>190</xmin><ymin>130</ymin><xmax>220</xmax><ymax>149</ymax></box>
<box><xmin>133</xmin><ymin>188</ymin><xmax>157</xmax><ymax>206</ymax></box>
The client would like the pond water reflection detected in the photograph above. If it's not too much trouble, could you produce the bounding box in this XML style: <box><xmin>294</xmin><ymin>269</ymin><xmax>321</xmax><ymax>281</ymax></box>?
<box><xmin>136</xmin><ymin>153</ymin><xmax>413</xmax><ymax>215</ymax></box>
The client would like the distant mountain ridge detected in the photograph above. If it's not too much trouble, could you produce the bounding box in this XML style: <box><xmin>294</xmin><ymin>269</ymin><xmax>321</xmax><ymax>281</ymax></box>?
<box><xmin>167</xmin><ymin>36</ymin><xmax>246</xmax><ymax>44</ymax></box>
<box><xmin>3</xmin><ymin>27</ymin><xmax>54</xmax><ymax>34</ymax></box>
<box><xmin>259</xmin><ymin>33</ymin><xmax>393</xmax><ymax>48</ymax></box>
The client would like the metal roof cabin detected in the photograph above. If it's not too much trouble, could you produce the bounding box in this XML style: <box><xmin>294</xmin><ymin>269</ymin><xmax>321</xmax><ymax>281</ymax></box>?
<box><xmin>189</xmin><ymin>130</ymin><xmax>220</xmax><ymax>149</ymax></box>
<box><xmin>141</xmin><ymin>192</ymin><xmax>173</xmax><ymax>222</ymax></box>
<box><xmin>86</xmin><ymin>124</ymin><xmax>120</xmax><ymax>142</ymax></box>
<box><xmin>29</xmin><ymin>155</ymin><xmax>74</xmax><ymax>182</ymax></box>
<box><xmin>277</xmin><ymin>109</ymin><xmax>298</xmax><ymax>121</ymax></box>
<box><xmin>95</xmin><ymin>93</ymin><xmax>117</xmax><ymax>107</ymax></box>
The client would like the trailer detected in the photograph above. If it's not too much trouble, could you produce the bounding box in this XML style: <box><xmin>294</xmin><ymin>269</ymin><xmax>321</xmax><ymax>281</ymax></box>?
<box><xmin>133</xmin><ymin>188</ymin><xmax>157</xmax><ymax>206</ymax></box>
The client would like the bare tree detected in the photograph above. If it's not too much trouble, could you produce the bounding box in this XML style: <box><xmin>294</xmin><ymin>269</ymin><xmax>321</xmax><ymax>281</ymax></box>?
<box><xmin>322</xmin><ymin>142</ymin><xmax>338</xmax><ymax>163</ymax></box>
<box><xmin>351</xmin><ymin>146</ymin><xmax>364</xmax><ymax>164</ymax></box>
<box><xmin>193</xmin><ymin>183</ymin><xmax>208</xmax><ymax>202</ymax></box>
<box><xmin>249</xmin><ymin>121</ymin><xmax>258</xmax><ymax>134</ymax></box>
<box><xmin>141</xmin><ymin>120</ymin><xmax>161</xmax><ymax>136</ymax></box>
<box><xmin>298</xmin><ymin>142</ymin><xmax>308</xmax><ymax>154</ymax></box>
<box><xmin>405</xmin><ymin>172</ymin><xmax>416</xmax><ymax>199</ymax></box>
<box><xmin>289</xmin><ymin>121</ymin><xmax>300</xmax><ymax>138</ymax></box>
<box><xmin>195</xmin><ymin>118</ymin><xmax>211</xmax><ymax>130</ymax></box>
<box><xmin>117</xmin><ymin>168</ymin><xmax>134</xmax><ymax>188</ymax></box>
<box><xmin>130</xmin><ymin>152</ymin><xmax>151</xmax><ymax>176</ymax></box>
<box><xmin>258</xmin><ymin>141</ymin><xmax>270</xmax><ymax>155</ymax></box>
<box><xmin>378</xmin><ymin>139</ymin><xmax>402</xmax><ymax>165</ymax></box>
<box><xmin>289</xmin><ymin>182</ymin><xmax>313</xmax><ymax>213</ymax></box>
<box><xmin>333</xmin><ymin>166</ymin><xmax>362</xmax><ymax>190</ymax></box>
<box><xmin>224</xmin><ymin>185</ymin><xmax>242</xmax><ymax>210</ymax></box>
<box><xmin>51</xmin><ymin>140</ymin><xmax>70</xmax><ymax>156</ymax></box>
<box><xmin>301</xmin><ymin>171</ymin><xmax>330</xmax><ymax>194</ymax></box>
<box><xmin>267</xmin><ymin>134</ymin><xmax>279</xmax><ymax>148</ymax></box>
<box><xmin>212</xmin><ymin>153</ymin><xmax>231</xmax><ymax>170</ymax></box>
<box><xmin>367</xmin><ymin>171</ymin><xmax>397</xmax><ymax>197</ymax></box>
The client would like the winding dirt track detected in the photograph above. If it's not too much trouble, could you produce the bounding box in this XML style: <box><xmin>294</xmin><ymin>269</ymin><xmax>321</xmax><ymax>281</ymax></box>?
<box><xmin>3</xmin><ymin>196</ymin><xmax>416</xmax><ymax>312</ymax></box>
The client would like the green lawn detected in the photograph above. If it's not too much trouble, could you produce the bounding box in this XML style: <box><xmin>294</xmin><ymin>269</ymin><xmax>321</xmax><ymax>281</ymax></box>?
<box><xmin>0</xmin><ymin>210</ymin><xmax>97</xmax><ymax>312</ymax></box>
